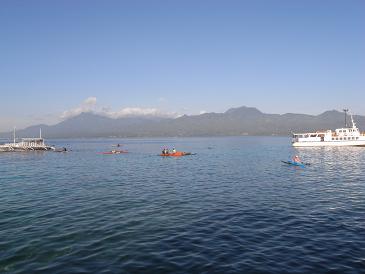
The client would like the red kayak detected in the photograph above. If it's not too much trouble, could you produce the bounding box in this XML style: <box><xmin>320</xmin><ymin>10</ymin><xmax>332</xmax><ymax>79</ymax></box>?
<box><xmin>160</xmin><ymin>152</ymin><xmax>193</xmax><ymax>157</ymax></box>
<box><xmin>99</xmin><ymin>150</ymin><xmax>128</xmax><ymax>155</ymax></box>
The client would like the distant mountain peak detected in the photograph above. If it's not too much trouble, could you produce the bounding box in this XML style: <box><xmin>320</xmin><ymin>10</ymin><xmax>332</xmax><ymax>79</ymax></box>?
<box><xmin>318</xmin><ymin>110</ymin><xmax>343</xmax><ymax>117</ymax></box>
<box><xmin>1</xmin><ymin>107</ymin><xmax>364</xmax><ymax>138</ymax></box>
<box><xmin>224</xmin><ymin>106</ymin><xmax>263</xmax><ymax>116</ymax></box>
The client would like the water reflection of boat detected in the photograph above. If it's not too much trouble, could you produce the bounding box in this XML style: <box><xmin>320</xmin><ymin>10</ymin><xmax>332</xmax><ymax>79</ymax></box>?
<box><xmin>99</xmin><ymin>150</ymin><xmax>128</xmax><ymax>155</ymax></box>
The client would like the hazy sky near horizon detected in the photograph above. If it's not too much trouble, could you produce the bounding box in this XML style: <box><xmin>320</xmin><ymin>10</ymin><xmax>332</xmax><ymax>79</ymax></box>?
<box><xmin>0</xmin><ymin>0</ymin><xmax>364</xmax><ymax>131</ymax></box>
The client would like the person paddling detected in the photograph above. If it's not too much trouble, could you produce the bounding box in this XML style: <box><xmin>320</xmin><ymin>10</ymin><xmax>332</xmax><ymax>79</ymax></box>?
<box><xmin>292</xmin><ymin>155</ymin><xmax>301</xmax><ymax>163</ymax></box>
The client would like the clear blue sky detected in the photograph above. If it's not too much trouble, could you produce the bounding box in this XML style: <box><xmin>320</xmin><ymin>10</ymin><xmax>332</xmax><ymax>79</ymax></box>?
<box><xmin>0</xmin><ymin>0</ymin><xmax>364</xmax><ymax>130</ymax></box>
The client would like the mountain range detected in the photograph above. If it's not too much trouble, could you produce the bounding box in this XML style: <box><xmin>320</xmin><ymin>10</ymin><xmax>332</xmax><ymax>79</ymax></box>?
<box><xmin>1</xmin><ymin>106</ymin><xmax>364</xmax><ymax>139</ymax></box>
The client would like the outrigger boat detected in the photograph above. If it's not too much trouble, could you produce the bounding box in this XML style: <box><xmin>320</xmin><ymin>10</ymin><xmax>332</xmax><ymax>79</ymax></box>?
<box><xmin>292</xmin><ymin>110</ymin><xmax>365</xmax><ymax>147</ymax></box>
<box><xmin>0</xmin><ymin>128</ymin><xmax>55</xmax><ymax>152</ymax></box>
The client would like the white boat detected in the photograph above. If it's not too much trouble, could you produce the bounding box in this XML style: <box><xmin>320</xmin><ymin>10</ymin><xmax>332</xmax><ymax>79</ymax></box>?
<box><xmin>0</xmin><ymin>128</ymin><xmax>55</xmax><ymax>152</ymax></box>
<box><xmin>292</xmin><ymin>112</ymin><xmax>365</xmax><ymax>147</ymax></box>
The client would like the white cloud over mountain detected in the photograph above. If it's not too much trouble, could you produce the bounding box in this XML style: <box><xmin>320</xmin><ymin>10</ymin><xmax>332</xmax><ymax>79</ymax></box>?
<box><xmin>61</xmin><ymin>97</ymin><xmax>97</xmax><ymax>119</ymax></box>
<box><xmin>103</xmin><ymin>107</ymin><xmax>176</xmax><ymax>119</ymax></box>
<box><xmin>61</xmin><ymin>97</ymin><xmax>179</xmax><ymax>120</ymax></box>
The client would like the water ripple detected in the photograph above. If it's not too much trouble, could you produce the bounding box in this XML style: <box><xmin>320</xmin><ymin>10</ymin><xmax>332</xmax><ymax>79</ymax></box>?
<box><xmin>0</xmin><ymin>137</ymin><xmax>364</xmax><ymax>273</ymax></box>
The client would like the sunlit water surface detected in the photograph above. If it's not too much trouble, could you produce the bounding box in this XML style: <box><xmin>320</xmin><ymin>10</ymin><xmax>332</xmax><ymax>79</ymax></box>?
<box><xmin>1</xmin><ymin>137</ymin><xmax>364</xmax><ymax>273</ymax></box>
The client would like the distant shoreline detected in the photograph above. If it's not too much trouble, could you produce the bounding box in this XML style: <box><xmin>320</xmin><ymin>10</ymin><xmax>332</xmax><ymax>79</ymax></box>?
<box><xmin>1</xmin><ymin>135</ymin><xmax>291</xmax><ymax>141</ymax></box>
<box><xmin>2</xmin><ymin>107</ymin><xmax>364</xmax><ymax>140</ymax></box>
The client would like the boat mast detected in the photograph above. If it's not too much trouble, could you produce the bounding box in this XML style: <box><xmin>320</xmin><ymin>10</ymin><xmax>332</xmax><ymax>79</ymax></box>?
<box><xmin>13</xmin><ymin>126</ymin><xmax>16</xmax><ymax>144</ymax></box>
<box><xmin>343</xmin><ymin>108</ymin><xmax>349</xmax><ymax>127</ymax></box>
<box><xmin>40</xmin><ymin>128</ymin><xmax>42</xmax><ymax>139</ymax></box>
<box><xmin>350</xmin><ymin>114</ymin><xmax>356</xmax><ymax>129</ymax></box>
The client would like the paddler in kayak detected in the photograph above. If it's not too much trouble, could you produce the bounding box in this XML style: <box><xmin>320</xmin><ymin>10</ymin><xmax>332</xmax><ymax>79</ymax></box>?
<box><xmin>292</xmin><ymin>155</ymin><xmax>302</xmax><ymax>163</ymax></box>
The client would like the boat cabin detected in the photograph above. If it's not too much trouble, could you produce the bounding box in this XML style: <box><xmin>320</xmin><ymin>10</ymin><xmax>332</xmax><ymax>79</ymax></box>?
<box><xmin>20</xmin><ymin>138</ymin><xmax>45</xmax><ymax>147</ymax></box>
<box><xmin>292</xmin><ymin>131</ymin><xmax>329</xmax><ymax>143</ymax></box>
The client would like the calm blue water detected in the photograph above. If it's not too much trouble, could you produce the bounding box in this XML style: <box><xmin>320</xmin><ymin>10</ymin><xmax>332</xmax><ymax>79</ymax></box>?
<box><xmin>1</xmin><ymin>137</ymin><xmax>364</xmax><ymax>274</ymax></box>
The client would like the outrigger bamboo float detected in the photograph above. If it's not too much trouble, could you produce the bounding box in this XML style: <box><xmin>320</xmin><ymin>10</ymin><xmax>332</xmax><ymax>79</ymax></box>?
<box><xmin>0</xmin><ymin>128</ymin><xmax>55</xmax><ymax>152</ymax></box>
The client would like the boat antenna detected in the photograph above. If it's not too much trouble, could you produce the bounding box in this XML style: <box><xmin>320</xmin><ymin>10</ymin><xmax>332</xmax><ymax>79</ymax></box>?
<box><xmin>343</xmin><ymin>108</ymin><xmax>349</xmax><ymax>127</ymax></box>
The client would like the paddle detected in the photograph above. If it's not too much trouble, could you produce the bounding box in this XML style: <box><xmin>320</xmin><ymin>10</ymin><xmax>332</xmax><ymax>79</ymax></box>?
<box><xmin>281</xmin><ymin>160</ymin><xmax>310</xmax><ymax>166</ymax></box>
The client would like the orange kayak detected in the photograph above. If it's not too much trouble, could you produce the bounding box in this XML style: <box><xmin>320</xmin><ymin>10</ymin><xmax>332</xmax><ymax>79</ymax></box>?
<box><xmin>160</xmin><ymin>152</ymin><xmax>193</xmax><ymax>157</ymax></box>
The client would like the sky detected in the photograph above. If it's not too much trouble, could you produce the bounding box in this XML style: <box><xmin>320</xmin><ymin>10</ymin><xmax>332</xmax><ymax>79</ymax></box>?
<box><xmin>0</xmin><ymin>0</ymin><xmax>364</xmax><ymax>131</ymax></box>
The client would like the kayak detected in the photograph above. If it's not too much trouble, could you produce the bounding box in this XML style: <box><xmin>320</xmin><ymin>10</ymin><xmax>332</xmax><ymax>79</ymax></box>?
<box><xmin>281</xmin><ymin>160</ymin><xmax>307</xmax><ymax>168</ymax></box>
<box><xmin>54</xmin><ymin>148</ymin><xmax>68</xmax><ymax>152</ymax></box>
<box><xmin>99</xmin><ymin>150</ymin><xmax>128</xmax><ymax>155</ymax></box>
<box><xmin>54</xmin><ymin>150</ymin><xmax>68</xmax><ymax>153</ymax></box>
<box><xmin>160</xmin><ymin>152</ymin><xmax>193</xmax><ymax>157</ymax></box>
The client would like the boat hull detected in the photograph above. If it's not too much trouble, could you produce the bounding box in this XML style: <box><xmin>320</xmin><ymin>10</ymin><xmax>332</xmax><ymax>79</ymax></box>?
<box><xmin>282</xmin><ymin>160</ymin><xmax>306</xmax><ymax>167</ymax></box>
<box><xmin>0</xmin><ymin>145</ymin><xmax>55</xmax><ymax>152</ymax></box>
<box><xmin>292</xmin><ymin>140</ymin><xmax>365</xmax><ymax>147</ymax></box>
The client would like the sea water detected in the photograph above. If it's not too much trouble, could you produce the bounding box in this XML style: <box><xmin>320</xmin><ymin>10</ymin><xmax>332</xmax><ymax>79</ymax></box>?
<box><xmin>0</xmin><ymin>137</ymin><xmax>364</xmax><ymax>273</ymax></box>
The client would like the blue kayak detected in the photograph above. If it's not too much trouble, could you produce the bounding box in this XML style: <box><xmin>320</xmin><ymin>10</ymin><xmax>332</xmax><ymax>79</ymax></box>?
<box><xmin>281</xmin><ymin>160</ymin><xmax>306</xmax><ymax>168</ymax></box>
